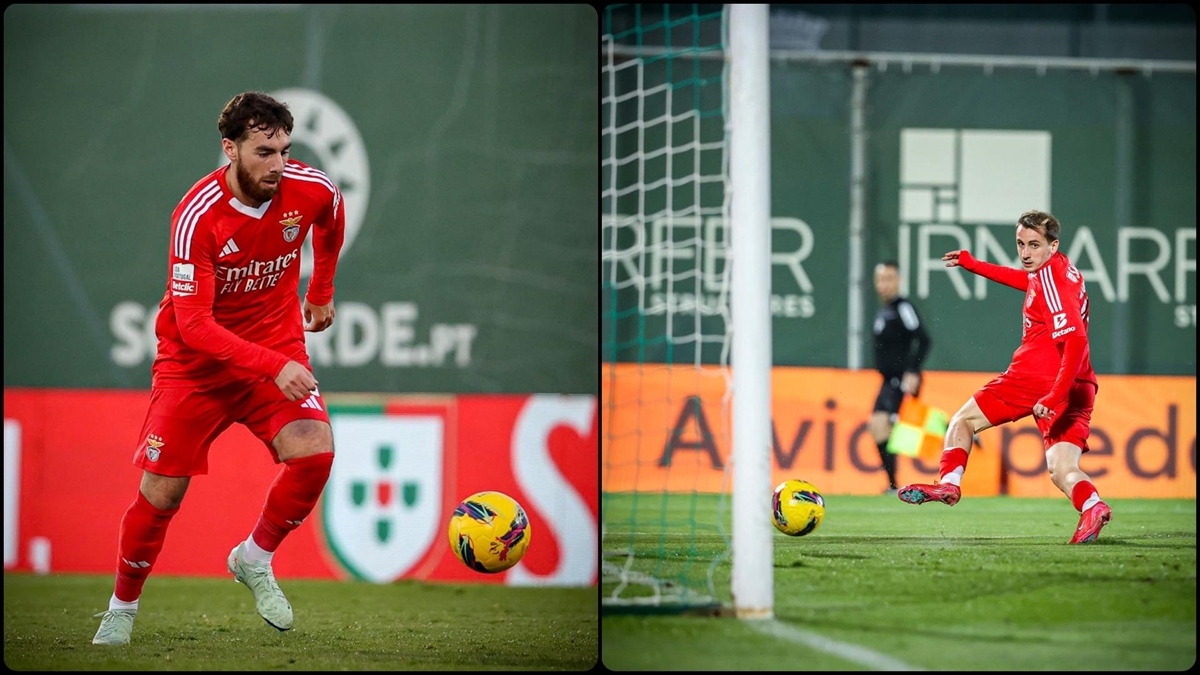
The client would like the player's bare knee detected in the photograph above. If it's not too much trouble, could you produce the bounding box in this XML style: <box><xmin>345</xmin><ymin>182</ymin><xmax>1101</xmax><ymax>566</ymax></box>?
<box><xmin>948</xmin><ymin>412</ymin><xmax>976</xmax><ymax>437</ymax></box>
<box><xmin>1046</xmin><ymin>444</ymin><xmax>1083</xmax><ymax>487</ymax></box>
<box><xmin>1045</xmin><ymin>453</ymin><xmax>1059</xmax><ymax>481</ymax></box>
<box><xmin>275</xmin><ymin>419</ymin><xmax>334</xmax><ymax>461</ymax></box>
<box><xmin>140</xmin><ymin>472</ymin><xmax>189</xmax><ymax>510</ymax></box>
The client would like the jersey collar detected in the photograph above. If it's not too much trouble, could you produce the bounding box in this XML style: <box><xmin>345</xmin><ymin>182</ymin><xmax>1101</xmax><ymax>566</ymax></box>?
<box><xmin>219</xmin><ymin>164</ymin><xmax>273</xmax><ymax>219</ymax></box>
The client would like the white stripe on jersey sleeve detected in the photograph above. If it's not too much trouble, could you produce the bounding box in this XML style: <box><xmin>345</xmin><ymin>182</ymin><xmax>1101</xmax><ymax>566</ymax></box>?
<box><xmin>1049</xmin><ymin>268</ymin><xmax>1064</xmax><ymax>311</ymax></box>
<box><xmin>283</xmin><ymin>163</ymin><xmax>335</xmax><ymax>191</ymax></box>
<box><xmin>284</xmin><ymin>163</ymin><xmax>341</xmax><ymax>216</ymax></box>
<box><xmin>183</xmin><ymin>190</ymin><xmax>222</xmax><ymax>261</ymax></box>
<box><xmin>897</xmin><ymin>301</ymin><xmax>920</xmax><ymax>331</ymax></box>
<box><xmin>175</xmin><ymin>181</ymin><xmax>220</xmax><ymax>260</ymax></box>
<box><xmin>1039</xmin><ymin>267</ymin><xmax>1062</xmax><ymax>313</ymax></box>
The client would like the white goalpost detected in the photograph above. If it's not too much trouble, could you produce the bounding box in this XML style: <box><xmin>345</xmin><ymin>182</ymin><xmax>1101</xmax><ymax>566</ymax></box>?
<box><xmin>601</xmin><ymin>3</ymin><xmax>773</xmax><ymax>618</ymax></box>
<box><xmin>727</xmin><ymin>3</ymin><xmax>774</xmax><ymax>620</ymax></box>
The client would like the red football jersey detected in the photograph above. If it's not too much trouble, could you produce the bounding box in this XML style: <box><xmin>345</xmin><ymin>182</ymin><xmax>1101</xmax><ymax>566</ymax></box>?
<box><xmin>1008</xmin><ymin>251</ymin><xmax>1097</xmax><ymax>389</ymax></box>
<box><xmin>152</xmin><ymin>160</ymin><xmax>346</xmax><ymax>388</ymax></box>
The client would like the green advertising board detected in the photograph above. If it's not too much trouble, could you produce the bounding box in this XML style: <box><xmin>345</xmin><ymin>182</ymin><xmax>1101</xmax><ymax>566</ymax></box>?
<box><xmin>4</xmin><ymin>4</ymin><xmax>598</xmax><ymax>394</ymax></box>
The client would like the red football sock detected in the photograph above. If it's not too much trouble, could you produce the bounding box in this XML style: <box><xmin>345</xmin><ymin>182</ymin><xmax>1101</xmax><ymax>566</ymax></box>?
<box><xmin>938</xmin><ymin>447</ymin><xmax>970</xmax><ymax>485</ymax></box>
<box><xmin>113</xmin><ymin>492</ymin><xmax>180</xmax><ymax>602</ymax></box>
<box><xmin>1071</xmin><ymin>480</ymin><xmax>1100</xmax><ymax>512</ymax></box>
<box><xmin>251</xmin><ymin>452</ymin><xmax>334</xmax><ymax>552</ymax></box>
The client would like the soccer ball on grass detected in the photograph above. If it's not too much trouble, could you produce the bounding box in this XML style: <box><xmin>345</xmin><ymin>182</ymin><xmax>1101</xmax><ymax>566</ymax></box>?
<box><xmin>771</xmin><ymin>479</ymin><xmax>825</xmax><ymax>536</ymax></box>
<box><xmin>448</xmin><ymin>491</ymin><xmax>531</xmax><ymax>573</ymax></box>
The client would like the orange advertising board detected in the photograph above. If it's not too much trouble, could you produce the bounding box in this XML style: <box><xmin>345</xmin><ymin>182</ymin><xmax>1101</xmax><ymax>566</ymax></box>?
<box><xmin>601</xmin><ymin>364</ymin><xmax>1195</xmax><ymax>499</ymax></box>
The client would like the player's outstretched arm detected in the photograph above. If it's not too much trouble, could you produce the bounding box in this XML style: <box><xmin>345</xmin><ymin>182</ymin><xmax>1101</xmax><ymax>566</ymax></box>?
<box><xmin>945</xmin><ymin>249</ymin><xmax>1028</xmax><ymax>291</ymax></box>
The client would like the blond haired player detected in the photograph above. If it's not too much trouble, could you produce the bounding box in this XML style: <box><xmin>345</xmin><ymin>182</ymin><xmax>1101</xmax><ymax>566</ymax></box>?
<box><xmin>899</xmin><ymin>211</ymin><xmax>1111</xmax><ymax>545</ymax></box>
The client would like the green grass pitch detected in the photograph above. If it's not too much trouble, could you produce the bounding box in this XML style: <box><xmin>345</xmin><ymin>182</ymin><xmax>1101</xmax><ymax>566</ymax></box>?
<box><xmin>4</xmin><ymin>574</ymin><xmax>597</xmax><ymax>670</ymax></box>
<box><xmin>602</xmin><ymin>493</ymin><xmax>1196</xmax><ymax>671</ymax></box>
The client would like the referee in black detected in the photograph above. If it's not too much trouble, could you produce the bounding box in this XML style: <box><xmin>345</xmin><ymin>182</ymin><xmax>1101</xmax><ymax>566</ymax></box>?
<box><xmin>870</xmin><ymin>261</ymin><xmax>931</xmax><ymax>495</ymax></box>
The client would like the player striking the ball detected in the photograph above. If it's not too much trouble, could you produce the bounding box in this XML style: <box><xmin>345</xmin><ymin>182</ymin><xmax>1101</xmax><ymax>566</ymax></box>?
<box><xmin>93</xmin><ymin>91</ymin><xmax>345</xmax><ymax>645</ymax></box>
<box><xmin>897</xmin><ymin>210</ymin><xmax>1112</xmax><ymax>545</ymax></box>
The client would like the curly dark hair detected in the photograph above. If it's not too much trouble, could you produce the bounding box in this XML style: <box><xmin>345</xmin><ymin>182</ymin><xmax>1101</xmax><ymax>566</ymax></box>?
<box><xmin>1016</xmin><ymin>210</ymin><xmax>1061</xmax><ymax>243</ymax></box>
<box><xmin>217</xmin><ymin>91</ymin><xmax>294</xmax><ymax>144</ymax></box>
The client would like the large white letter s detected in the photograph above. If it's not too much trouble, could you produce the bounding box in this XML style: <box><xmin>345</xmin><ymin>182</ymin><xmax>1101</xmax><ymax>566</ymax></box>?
<box><xmin>506</xmin><ymin>395</ymin><xmax>597</xmax><ymax>586</ymax></box>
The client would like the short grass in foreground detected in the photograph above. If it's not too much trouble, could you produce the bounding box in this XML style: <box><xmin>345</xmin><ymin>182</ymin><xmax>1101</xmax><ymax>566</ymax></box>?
<box><xmin>4</xmin><ymin>573</ymin><xmax>597</xmax><ymax>671</ymax></box>
<box><xmin>602</xmin><ymin>493</ymin><xmax>1196</xmax><ymax>671</ymax></box>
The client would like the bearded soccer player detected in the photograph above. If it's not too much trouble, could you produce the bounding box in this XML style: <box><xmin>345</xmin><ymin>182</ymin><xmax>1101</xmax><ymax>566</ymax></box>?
<box><xmin>897</xmin><ymin>210</ymin><xmax>1112</xmax><ymax>545</ymax></box>
<box><xmin>93</xmin><ymin>92</ymin><xmax>345</xmax><ymax>645</ymax></box>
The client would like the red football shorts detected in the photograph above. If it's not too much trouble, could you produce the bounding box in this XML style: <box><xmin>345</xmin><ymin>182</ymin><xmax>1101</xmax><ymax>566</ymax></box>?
<box><xmin>973</xmin><ymin>373</ymin><xmax>1097</xmax><ymax>452</ymax></box>
<box><xmin>132</xmin><ymin>378</ymin><xmax>331</xmax><ymax>477</ymax></box>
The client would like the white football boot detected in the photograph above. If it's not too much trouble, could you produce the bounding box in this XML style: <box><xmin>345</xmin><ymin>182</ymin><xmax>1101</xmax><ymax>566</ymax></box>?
<box><xmin>227</xmin><ymin>541</ymin><xmax>294</xmax><ymax>630</ymax></box>
<box><xmin>92</xmin><ymin>609</ymin><xmax>136</xmax><ymax>645</ymax></box>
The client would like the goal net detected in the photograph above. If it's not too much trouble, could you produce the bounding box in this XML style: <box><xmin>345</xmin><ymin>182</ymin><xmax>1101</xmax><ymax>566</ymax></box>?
<box><xmin>601</xmin><ymin>4</ymin><xmax>734</xmax><ymax>613</ymax></box>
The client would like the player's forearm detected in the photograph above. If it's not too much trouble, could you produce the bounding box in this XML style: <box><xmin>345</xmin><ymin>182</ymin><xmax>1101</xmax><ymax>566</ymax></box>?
<box><xmin>958</xmin><ymin>251</ymin><xmax>1029</xmax><ymax>291</ymax></box>
<box><xmin>176</xmin><ymin>307</ymin><xmax>290</xmax><ymax>380</ymax></box>
<box><xmin>305</xmin><ymin>221</ymin><xmax>345</xmax><ymax>305</ymax></box>
<box><xmin>1044</xmin><ymin>334</ymin><xmax>1087</xmax><ymax>409</ymax></box>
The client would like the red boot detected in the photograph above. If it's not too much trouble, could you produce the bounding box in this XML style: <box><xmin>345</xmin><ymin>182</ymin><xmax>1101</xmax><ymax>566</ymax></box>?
<box><xmin>898</xmin><ymin>483</ymin><xmax>961</xmax><ymax>506</ymax></box>
<box><xmin>1068</xmin><ymin>502</ymin><xmax>1112</xmax><ymax>544</ymax></box>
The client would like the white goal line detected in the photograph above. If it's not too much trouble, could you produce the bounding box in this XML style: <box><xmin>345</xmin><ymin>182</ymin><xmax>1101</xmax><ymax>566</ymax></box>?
<box><xmin>749</xmin><ymin>619</ymin><xmax>926</xmax><ymax>671</ymax></box>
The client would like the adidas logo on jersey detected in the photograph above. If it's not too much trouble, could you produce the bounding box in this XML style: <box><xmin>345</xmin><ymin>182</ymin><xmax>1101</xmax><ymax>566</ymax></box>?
<box><xmin>219</xmin><ymin>238</ymin><xmax>241</xmax><ymax>258</ymax></box>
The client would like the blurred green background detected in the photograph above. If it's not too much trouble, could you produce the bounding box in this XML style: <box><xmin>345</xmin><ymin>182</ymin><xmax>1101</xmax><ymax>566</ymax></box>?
<box><xmin>4</xmin><ymin>4</ymin><xmax>598</xmax><ymax>394</ymax></box>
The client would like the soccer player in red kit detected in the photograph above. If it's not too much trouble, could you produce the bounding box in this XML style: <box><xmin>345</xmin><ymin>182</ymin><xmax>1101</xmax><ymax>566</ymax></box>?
<box><xmin>897</xmin><ymin>210</ymin><xmax>1112</xmax><ymax>545</ymax></box>
<box><xmin>93</xmin><ymin>92</ymin><xmax>345</xmax><ymax>645</ymax></box>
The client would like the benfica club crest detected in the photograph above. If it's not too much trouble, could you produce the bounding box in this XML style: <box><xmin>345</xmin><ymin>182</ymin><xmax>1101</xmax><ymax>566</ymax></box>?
<box><xmin>144</xmin><ymin>435</ymin><xmax>164</xmax><ymax>462</ymax></box>
<box><xmin>322</xmin><ymin>414</ymin><xmax>446</xmax><ymax>582</ymax></box>
<box><xmin>280</xmin><ymin>211</ymin><xmax>303</xmax><ymax>242</ymax></box>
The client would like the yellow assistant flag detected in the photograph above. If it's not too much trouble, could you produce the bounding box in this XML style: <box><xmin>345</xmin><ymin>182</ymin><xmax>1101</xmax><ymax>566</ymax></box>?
<box><xmin>886</xmin><ymin>395</ymin><xmax>949</xmax><ymax>460</ymax></box>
